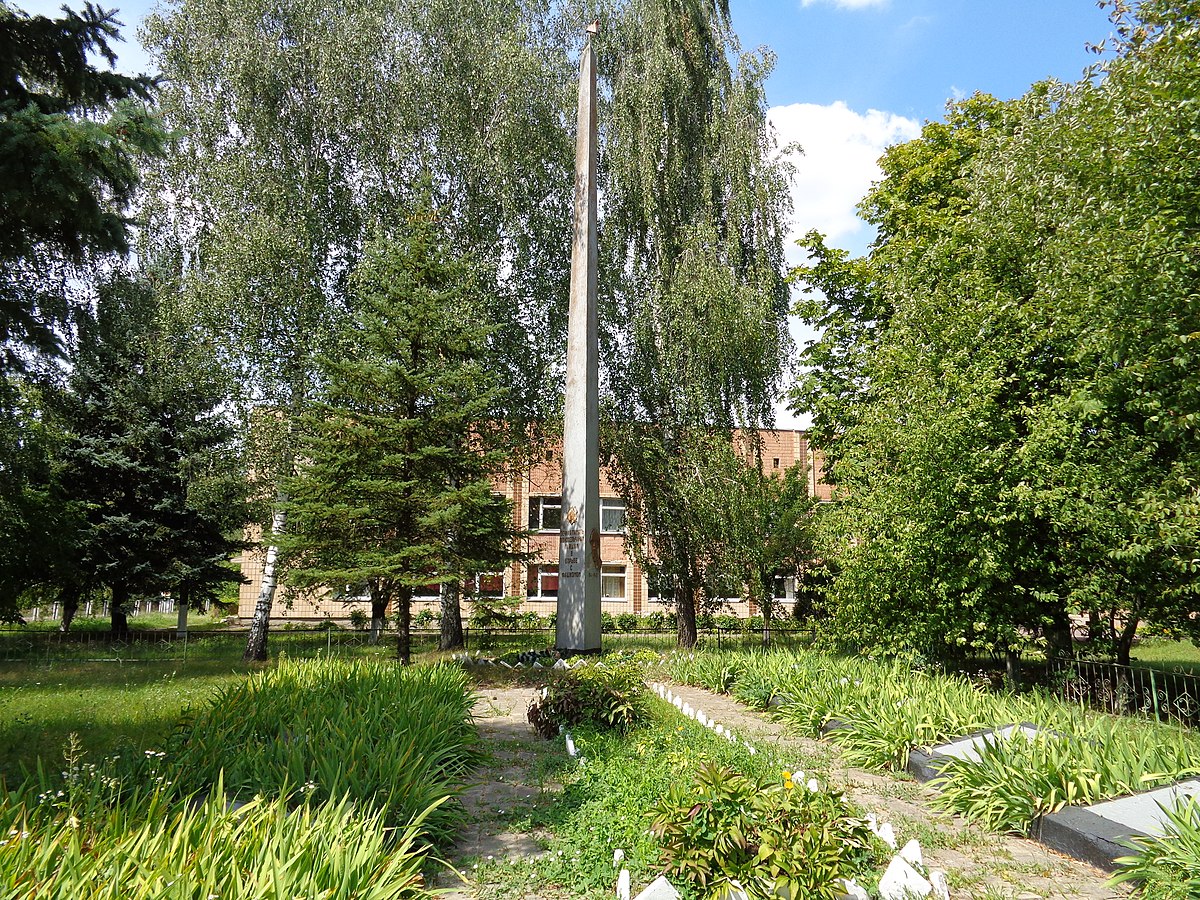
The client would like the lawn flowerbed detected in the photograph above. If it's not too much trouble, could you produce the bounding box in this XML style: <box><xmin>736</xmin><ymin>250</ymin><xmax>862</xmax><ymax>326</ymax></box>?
<box><xmin>0</xmin><ymin>659</ymin><xmax>478</xmax><ymax>898</ymax></box>
<box><xmin>660</xmin><ymin>649</ymin><xmax>1200</xmax><ymax>892</ymax></box>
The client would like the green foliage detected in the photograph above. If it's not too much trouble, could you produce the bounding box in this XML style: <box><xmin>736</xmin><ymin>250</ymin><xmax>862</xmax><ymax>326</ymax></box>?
<box><xmin>0</xmin><ymin>0</ymin><xmax>162</xmax><ymax>361</ymax></box>
<box><xmin>527</xmin><ymin>658</ymin><xmax>648</xmax><ymax>738</ymax></box>
<box><xmin>481</xmin><ymin>696</ymin><xmax>881</xmax><ymax>897</ymax></box>
<box><xmin>649</xmin><ymin>762</ymin><xmax>877</xmax><ymax>900</ymax></box>
<box><xmin>280</xmin><ymin>212</ymin><xmax>520</xmax><ymax>660</ymax></box>
<box><xmin>165</xmin><ymin>659</ymin><xmax>480</xmax><ymax>840</ymax></box>
<box><xmin>1</xmin><ymin>779</ymin><xmax>434</xmax><ymax>899</ymax></box>
<box><xmin>599</xmin><ymin>0</ymin><xmax>791</xmax><ymax>648</ymax></box>
<box><xmin>933</xmin><ymin>719</ymin><xmax>1200</xmax><ymax>834</ymax></box>
<box><xmin>1112</xmin><ymin>797</ymin><xmax>1200</xmax><ymax>899</ymax></box>
<box><xmin>793</xmin><ymin>1</ymin><xmax>1200</xmax><ymax>662</ymax></box>
<box><xmin>47</xmin><ymin>274</ymin><xmax>246</xmax><ymax>631</ymax></box>
<box><xmin>661</xmin><ymin>649</ymin><xmax>1200</xmax><ymax>835</ymax></box>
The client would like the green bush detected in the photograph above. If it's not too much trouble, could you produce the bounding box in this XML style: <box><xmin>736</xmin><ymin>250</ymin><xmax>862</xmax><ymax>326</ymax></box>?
<box><xmin>649</xmin><ymin>762</ymin><xmax>878</xmax><ymax>900</ymax></box>
<box><xmin>413</xmin><ymin>608</ymin><xmax>436</xmax><ymax>628</ymax></box>
<box><xmin>715</xmin><ymin>614</ymin><xmax>741</xmax><ymax>631</ymax></box>
<box><xmin>616</xmin><ymin>612</ymin><xmax>640</xmax><ymax>632</ymax></box>
<box><xmin>527</xmin><ymin>658</ymin><xmax>648</xmax><ymax>737</ymax></box>
<box><xmin>646</xmin><ymin>610</ymin><xmax>675</xmax><ymax>631</ymax></box>
<box><xmin>165</xmin><ymin>659</ymin><xmax>480</xmax><ymax>840</ymax></box>
<box><xmin>601</xmin><ymin>611</ymin><xmax>616</xmax><ymax>633</ymax></box>
<box><xmin>1112</xmin><ymin>797</ymin><xmax>1200</xmax><ymax>899</ymax></box>
<box><xmin>349</xmin><ymin>608</ymin><xmax>370</xmax><ymax>630</ymax></box>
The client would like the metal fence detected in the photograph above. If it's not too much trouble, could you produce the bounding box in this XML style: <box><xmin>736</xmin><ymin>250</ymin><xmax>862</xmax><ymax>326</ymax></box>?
<box><xmin>1047</xmin><ymin>655</ymin><xmax>1200</xmax><ymax>728</ymax></box>
<box><xmin>0</xmin><ymin>623</ymin><xmax>814</xmax><ymax>666</ymax></box>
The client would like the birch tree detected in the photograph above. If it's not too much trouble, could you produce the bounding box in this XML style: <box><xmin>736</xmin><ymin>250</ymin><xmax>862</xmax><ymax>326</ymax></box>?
<box><xmin>596</xmin><ymin>0</ymin><xmax>792</xmax><ymax>647</ymax></box>
<box><xmin>142</xmin><ymin>0</ymin><xmax>574</xmax><ymax>659</ymax></box>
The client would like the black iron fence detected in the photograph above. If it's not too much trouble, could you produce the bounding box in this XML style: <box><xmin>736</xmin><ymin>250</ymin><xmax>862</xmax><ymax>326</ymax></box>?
<box><xmin>0</xmin><ymin>623</ymin><xmax>814</xmax><ymax>665</ymax></box>
<box><xmin>1047</xmin><ymin>655</ymin><xmax>1200</xmax><ymax>729</ymax></box>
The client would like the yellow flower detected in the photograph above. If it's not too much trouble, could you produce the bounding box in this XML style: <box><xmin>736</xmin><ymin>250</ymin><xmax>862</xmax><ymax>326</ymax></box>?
<box><xmin>782</xmin><ymin>770</ymin><xmax>791</xmax><ymax>780</ymax></box>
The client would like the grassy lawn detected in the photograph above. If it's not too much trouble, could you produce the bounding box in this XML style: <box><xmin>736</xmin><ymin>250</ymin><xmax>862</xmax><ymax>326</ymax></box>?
<box><xmin>1131</xmin><ymin>637</ymin><xmax>1200</xmax><ymax>675</ymax></box>
<box><xmin>0</xmin><ymin>658</ymin><xmax>255</xmax><ymax>786</ymax></box>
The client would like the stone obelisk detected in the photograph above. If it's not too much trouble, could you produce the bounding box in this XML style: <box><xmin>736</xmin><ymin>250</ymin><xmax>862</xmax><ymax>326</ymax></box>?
<box><xmin>557</xmin><ymin>21</ymin><xmax>602</xmax><ymax>653</ymax></box>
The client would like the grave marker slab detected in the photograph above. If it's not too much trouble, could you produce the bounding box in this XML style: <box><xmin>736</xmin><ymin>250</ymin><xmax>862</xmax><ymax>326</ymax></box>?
<box><xmin>907</xmin><ymin>722</ymin><xmax>1046</xmax><ymax>782</ymax></box>
<box><xmin>1039</xmin><ymin>778</ymin><xmax>1200</xmax><ymax>870</ymax></box>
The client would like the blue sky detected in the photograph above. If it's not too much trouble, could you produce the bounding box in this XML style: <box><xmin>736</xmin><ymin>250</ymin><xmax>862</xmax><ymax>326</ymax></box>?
<box><xmin>16</xmin><ymin>0</ymin><xmax>1116</xmax><ymax>423</ymax></box>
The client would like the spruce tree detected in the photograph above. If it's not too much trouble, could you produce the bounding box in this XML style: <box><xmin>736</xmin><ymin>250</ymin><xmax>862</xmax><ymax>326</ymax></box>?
<box><xmin>280</xmin><ymin>212</ymin><xmax>519</xmax><ymax>662</ymax></box>
<box><xmin>53</xmin><ymin>275</ymin><xmax>244</xmax><ymax>634</ymax></box>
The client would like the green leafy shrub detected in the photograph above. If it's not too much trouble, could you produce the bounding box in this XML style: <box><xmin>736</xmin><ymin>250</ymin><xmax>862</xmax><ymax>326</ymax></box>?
<box><xmin>1112</xmin><ymin>797</ymin><xmax>1200</xmax><ymax>899</ymax></box>
<box><xmin>349</xmin><ymin>608</ymin><xmax>370</xmax><ymax>630</ymax></box>
<box><xmin>413</xmin><ymin>608</ymin><xmax>436</xmax><ymax>628</ymax></box>
<box><xmin>601</xmin><ymin>611</ymin><xmax>617</xmax><ymax>633</ymax></box>
<box><xmin>616</xmin><ymin>612</ymin><xmax>640</xmax><ymax>632</ymax></box>
<box><xmin>1</xmin><ymin>782</ymin><xmax>435</xmax><ymax>899</ymax></box>
<box><xmin>715</xmin><ymin>614</ymin><xmax>741</xmax><ymax>631</ymax></box>
<box><xmin>165</xmin><ymin>659</ymin><xmax>479</xmax><ymax>840</ymax></box>
<box><xmin>649</xmin><ymin>762</ymin><xmax>877</xmax><ymax>899</ymax></box>
<box><xmin>646</xmin><ymin>610</ymin><xmax>675</xmax><ymax>630</ymax></box>
<box><xmin>527</xmin><ymin>658</ymin><xmax>648</xmax><ymax>737</ymax></box>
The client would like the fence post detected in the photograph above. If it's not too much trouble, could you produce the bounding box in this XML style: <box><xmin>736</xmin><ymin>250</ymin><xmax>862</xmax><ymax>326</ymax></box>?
<box><xmin>1148</xmin><ymin>667</ymin><xmax>1160</xmax><ymax>721</ymax></box>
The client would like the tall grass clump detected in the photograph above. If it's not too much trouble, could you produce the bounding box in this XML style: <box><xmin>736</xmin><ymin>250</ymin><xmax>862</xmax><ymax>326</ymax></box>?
<box><xmin>660</xmin><ymin>649</ymin><xmax>1200</xmax><ymax>837</ymax></box>
<box><xmin>1111</xmin><ymin>797</ymin><xmax>1200</xmax><ymax>899</ymax></box>
<box><xmin>0</xmin><ymin>781</ymin><xmax>434</xmax><ymax>899</ymax></box>
<box><xmin>1</xmin><ymin>659</ymin><xmax>480</xmax><ymax>898</ymax></box>
<box><xmin>166</xmin><ymin>659</ymin><xmax>480</xmax><ymax>840</ymax></box>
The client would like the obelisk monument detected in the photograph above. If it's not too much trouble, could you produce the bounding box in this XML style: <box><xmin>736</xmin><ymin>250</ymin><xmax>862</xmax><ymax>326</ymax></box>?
<box><xmin>557</xmin><ymin>20</ymin><xmax>602</xmax><ymax>653</ymax></box>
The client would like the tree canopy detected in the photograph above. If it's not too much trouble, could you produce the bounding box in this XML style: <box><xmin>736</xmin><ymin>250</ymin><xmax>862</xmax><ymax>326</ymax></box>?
<box><xmin>794</xmin><ymin>0</ymin><xmax>1200</xmax><ymax>664</ymax></box>
<box><xmin>0</xmin><ymin>1</ymin><xmax>161</xmax><ymax>362</ymax></box>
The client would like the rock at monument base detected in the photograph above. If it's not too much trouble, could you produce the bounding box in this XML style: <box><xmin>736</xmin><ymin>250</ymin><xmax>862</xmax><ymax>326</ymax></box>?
<box><xmin>632</xmin><ymin>875</ymin><xmax>681</xmax><ymax>900</ymax></box>
<box><xmin>878</xmin><ymin>855</ymin><xmax>932</xmax><ymax>899</ymax></box>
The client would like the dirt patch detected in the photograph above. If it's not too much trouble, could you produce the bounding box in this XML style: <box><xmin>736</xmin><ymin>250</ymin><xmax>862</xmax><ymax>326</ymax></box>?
<box><xmin>435</xmin><ymin>686</ymin><xmax>564</xmax><ymax>898</ymax></box>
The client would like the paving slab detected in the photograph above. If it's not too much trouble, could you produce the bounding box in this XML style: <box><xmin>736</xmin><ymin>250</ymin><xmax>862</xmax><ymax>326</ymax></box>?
<box><xmin>907</xmin><ymin>723</ymin><xmax>1045</xmax><ymax>782</ymax></box>
<box><xmin>1039</xmin><ymin>779</ymin><xmax>1200</xmax><ymax>870</ymax></box>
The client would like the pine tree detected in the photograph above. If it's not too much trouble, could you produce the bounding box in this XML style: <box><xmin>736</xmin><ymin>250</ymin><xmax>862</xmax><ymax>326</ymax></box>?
<box><xmin>53</xmin><ymin>275</ymin><xmax>244</xmax><ymax>634</ymax></box>
<box><xmin>279</xmin><ymin>212</ymin><xmax>520</xmax><ymax>662</ymax></box>
<box><xmin>0</xmin><ymin>1</ymin><xmax>162</xmax><ymax>363</ymax></box>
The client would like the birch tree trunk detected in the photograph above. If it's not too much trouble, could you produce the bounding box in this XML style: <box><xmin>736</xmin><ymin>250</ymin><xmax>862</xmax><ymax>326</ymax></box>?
<box><xmin>244</xmin><ymin>506</ymin><xmax>286</xmax><ymax>662</ymax></box>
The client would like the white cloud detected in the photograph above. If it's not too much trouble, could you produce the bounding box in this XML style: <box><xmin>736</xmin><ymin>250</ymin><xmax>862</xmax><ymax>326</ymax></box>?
<box><xmin>769</xmin><ymin>100</ymin><xmax>920</xmax><ymax>261</ymax></box>
<box><xmin>800</xmin><ymin>0</ymin><xmax>890</xmax><ymax>9</ymax></box>
<box><xmin>767</xmin><ymin>101</ymin><xmax>920</xmax><ymax>430</ymax></box>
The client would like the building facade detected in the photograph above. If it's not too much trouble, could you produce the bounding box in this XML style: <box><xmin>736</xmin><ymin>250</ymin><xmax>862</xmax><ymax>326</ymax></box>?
<box><xmin>235</xmin><ymin>429</ymin><xmax>829</xmax><ymax>624</ymax></box>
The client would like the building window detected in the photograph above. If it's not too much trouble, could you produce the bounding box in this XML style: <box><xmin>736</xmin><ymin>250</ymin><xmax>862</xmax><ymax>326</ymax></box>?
<box><xmin>466</xmin><ymin>573</ymin><xmax>505</xmax><ymax>598</ymax></box>
<box><xmin>773</xmin><ymin>575</ymin><xmax>788</xmax><ymax>599</ymax></box>
<box><xmin>528</xmin><ymin>496</ymin><xmax>562</xmax><ymax>531</ymax></box>
<box><xmin>527</xmin><ymin>564</ymin><xmax>559</xmax><ymax>599</ymax></box>
<box><xmin>772</xmin><ymin>457</ymin><xmax>780</xmax><ymax>469</ymax></box>
<box><xmin>646</xmin><ymin>570</ymin><xmax>674</xmax><ymax>604</ymax></box>
<box><xmin>601</xmin><ymin>564</ymin><xmax>627</xmax><ymax>601</ymax></box>
<box><xmin>413</xmin><ymin>581</ymin><xmax>441</xmax><ymax>601</ymax></box>
<box><xmin>601</xmin><ymin>497</ymin><xmax>626</xmax><ymax>533</ymax></box>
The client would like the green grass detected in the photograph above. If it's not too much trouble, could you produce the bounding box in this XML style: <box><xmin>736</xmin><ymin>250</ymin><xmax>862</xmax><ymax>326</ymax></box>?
<box><xmin>464</xmin><ymin>697</ymin><xmax>886</xmax><ymax>899</ymax></box>
<box><xmin>1130</xmin><ymin>638</ymin><xmax>1200</xmax><ymax>676</ymax></box>
<box><xmin>1</xmin><ymin>658</ymin><xmax>479</xmax><ymax>899</ymax></box>
<box><xmin>0</xmin><ymin>659</ymin><xmax>251</xmax><ymax>787</ymax></box>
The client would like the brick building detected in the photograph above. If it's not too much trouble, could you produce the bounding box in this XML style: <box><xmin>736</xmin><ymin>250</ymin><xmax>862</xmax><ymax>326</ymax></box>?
<box><xmin>236</xmin><ymin>428</ymin><xmax>828</xmax><ymax>624</ymax></box>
